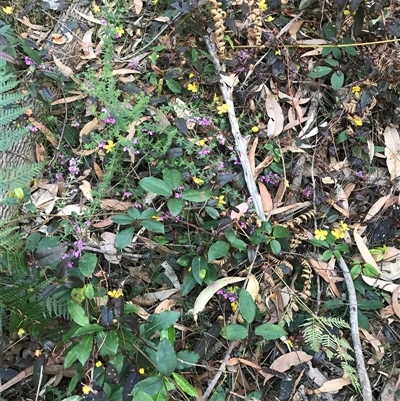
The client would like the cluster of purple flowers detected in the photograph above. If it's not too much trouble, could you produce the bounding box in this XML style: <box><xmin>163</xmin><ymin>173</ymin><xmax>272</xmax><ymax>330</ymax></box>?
<box><xmin>259</xmin><ymin>172</ymin><xmax>280</xmax><ymax>185</ymax></box>
<box><xmin>101</xmin><ymin>107</ymin><xmax>116</xmax><ymax>124</ymax></box>
<box><xmin>68</xmin><ymin>158</ymin><xmax>80</xmax><ymax>176</ymax></box>
<box><xmin>216</xmin><ymin>288</ymin><xmax>238</xmax><ymax>303</ymax></box>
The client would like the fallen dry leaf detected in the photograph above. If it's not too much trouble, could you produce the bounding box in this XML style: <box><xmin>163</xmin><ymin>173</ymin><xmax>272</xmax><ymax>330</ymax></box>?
<box><xmin>313</xmin><ymin>376</ymin><xmax>351</xmax><ymax>394</ymax></box>
<box><xmin>384</xmin><ymin>126</ymin><xmax>400</xmax><ymax>181</ymax></box>
<box><xmin>258</xmin><ymin>181</ymin><xmax>273</xmax><ymax>212</ymax></box>
<box><xmin>353</xmin><ymin>224</ymin><xmax>380</xmax><ymax>271</ymax></box>
<box><xmin>79</xmin><ymin>180</ymin><xmax>93</xmax><ymax>202</ymax></box>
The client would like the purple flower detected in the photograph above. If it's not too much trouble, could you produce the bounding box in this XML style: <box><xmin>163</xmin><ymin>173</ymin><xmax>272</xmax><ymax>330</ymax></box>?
<box><xmin>123</xmin><ymin>191</ymin><xmax>132</xmax><ymax>198</ymax></box>
<box><xmin>217</xmin><ymin>161</ymin><xmax>224</xmax><ymax>170</ymax></box>
<box><xmin>68</xmin><ymin>158</ymin><xmax>80</xmax><ymax>176</ymax></box>
<box><xmin>55</xmin><ymin>173</ymin><xmax>63</xmax><ymax>180</ymax></box>
<box><xmin>24</xmin><ymin>56</ymin><xmax>35</xmax><ymax>66</ymax></box>
<box><xmin>73</xmin><ymin>239</ymin><xmax>85</xmax><ymax>258</ymax></box>
<box><xmin>29</xmin><ymin>125</ymin><xmax>39</xmax><ymax>132</ymax></box>
<box><xmin>174</xmin><ymin>192</ymin><xmax>182</xmax><ymax>198</ymax></box>
<box><xmin>198</xmin><ymin>117</ymin><xmax>212</xmax><ymax>126</ymax></box>
<box><xmin>217</xmin><ymin>134</ymin><xmax>225</xmax><ymax>145</ymax></box>
<box><xmin>198</xmin><ymin>148</ymin><xmax>211</xmax><ymax>156</ymax></box>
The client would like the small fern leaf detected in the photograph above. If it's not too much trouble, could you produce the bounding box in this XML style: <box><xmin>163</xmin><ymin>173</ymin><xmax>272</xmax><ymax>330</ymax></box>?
<box><xmin>0</xmin><ymin>127</ymin><xmax>29</xmax><ymax>151</ymax></box>
<box><xmin>0</xmin><ymin>92</ymin><xmax>25</xmax><ymax>107</ymax></box>
<box><xmin>0</xmin><ymin>163</ymin><xmax>43</xmax><ymax>196</ymax></box>
<box><xmin>0</xmin><ymin>106</ymin><xmax>27</xmax><ymax>126</ymax></box>
<box><xmin>0</xmin><ymin>78</ymin><xmax>19</xmax><ymax>94</ymax></box>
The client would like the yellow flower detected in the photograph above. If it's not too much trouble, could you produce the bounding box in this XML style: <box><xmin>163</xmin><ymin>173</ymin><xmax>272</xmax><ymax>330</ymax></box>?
<box><xmin>152</xmin><ymin>0</ymin><xmax>158</xmax><ymax>4</ymax></box>
<box><xmin>92</xmin><ymin>5</ymin><xmax>100</xmax><ymax>13</ymax></box>
<box><xmin>351</xmin><ymin>86</ymin><xmax>361</xmax><ymax>94</ymax></box>
<box><xmin>343</xmin><ymin>9</ymin><xmax>350</xmax><ymax>15</ymax></box>
<box><xmin>217</xmin><ymin>195</ymin><xmax>226</xmax><ymax>208</ymax></box>
<box><xmin>104</xmin><ymin>140</ymin><xmax>116</xmax><ymax>153</ymax></box>
<box><xmin>198</xmin><ymin>139</ymin><xmax>206</xmax><ymax>147</ymax></box>
<box><xmin>331</xmin><ymin>228</ymin><xmax>345</xmax><ymax>240</ymax></box>
<box><xmin>217</xmin><ymin>104</ymin><xmax>229</xmax><ymax>114</ymax></box>
<box><xmin>314</xmin><ymin>229</ymin><xmax>328</xmax><ymax>241</ymax></box>
<box><xmin>187</xmin><ymin>82</ymin><xmax>199</xmax><ymax>93</ymax></box>
<box><xmin>2</xmin><ymin>6</ymin><xmax>12</xmax><ymax>15</ymax></box>
<box><xmin>115</xmin><ymin>26</ymin><xmax>124</xmax><ymax>36</ymax></box>
<box><xmin>213</xmin><ymin>93</ymin><xmax>221</xmax><ymax>104</ymax></box>
<box><xmin>251</xmin><ymin>126</ymin><xmax>259</xmax><ymax>133</ymax></box>
<box><xmin>266</xmin><ymin>15</ymin><xmax>275</xmax><ymax>22</ymax></box>
<box><xmin>231</xmin><ymin>301</ymin><xmax>238</xmax><ymax>311</ymax></box>
<box><xmin>34</xmin><ymin>349</ymin><xmax>42</xmax><ymax>357</ymax></box>
<box><xmin>108</xmin><ymin>289</ymin><xmax>123</xmax><ymax>298</ymax></box>
<box><xmin>352</xmin><ymin>116</ymin><xmax>363</xmax><ymax>126</ymax></box>
<box><xmin>285</xmin><ymin>179</ymin><xmax>290</xmax><ymax>187</ymax></box>
<box><xmin>139</xmin><ymin>368</ymin><xmax>145</xmax><ymax>374</ymax></box>
<box><xmin>275</xmin><ymin>49</ymin><xmax>281</xmax><ymax>56</ymax></box>
<box><xmin>95</xmin><ymin>361</ymin><xmax>103</xmax><ymax>368</ymax></box>
<box><xmin>259</xmin><ymin>0</ymin><xmax>267</xmax><ymax>11</ymax></box>
<box><xmin>189</xmin><ymin>73</ymin><xmax>195</xmax><ymax>79</ymax></box>
<box><xmin>152</xmin><ymin>215</ymin><xmax>161</xmax><ymax>221</ymax></box>
<box><xmin>339</xmin><ymin>221</ymin><xmax>349</xmax><ymax>232</ymax></box>
<box><xmin>17</xmin><ymin>328</ymin><xmax>25</xmax><ymax>337</ymax></box>
<box><xmin>82</xmin><ymin>385</ymin><xmax>92</xmax><ymax>395</ymax></box>
<box><xmin>193</xmin><ymin>177</ymin><xmax>204</xmax><ymax>185</ymax></box>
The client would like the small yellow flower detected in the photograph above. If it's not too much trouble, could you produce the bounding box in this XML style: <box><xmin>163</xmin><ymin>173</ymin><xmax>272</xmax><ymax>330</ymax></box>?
<box><xmin>152</xmin><ymin>215</ymin><xmax>161</xmax><ymax>221</ymax></box>
<box><xmin>352</xmin><ymin>116</ymin><xmax>363</xmax><ymax>127</ymax></box>
<box><xmin>193</xmin><ymin>177</ymin><xmax>204</xmax><ymax>185</ymax></box>
<box><xmin>213</xmin><ymin>93</ymin><xmax>221</xmax><ymax>104</ymax></box>
<box><xmin>2</xmin><ymin>6</ymin><xmax>12</xmax><ymax>15</ymax></box>
<box><xmin>108</xmin><ymin>289</ymin><xmax>123</xmax><ymax>299</ymax></box>
<box><xmin>92</xmin><ymin>5</ymin><xmax>100</xmax><ymax>13</ymax></box>
<box><xmin>217</xmin><ymin>195</ymin><xmax>226</xmax><ymax>208</ymax></box>
<box><xmin>17</xmin><ymin>328</ymin><xmax>25</xmax><ymax>337</ymax></box>
<box><xmin>343</xmin><ymin>9</ymin><xmax>350</xmax><ymax>15</ymax></box>
<box><xmin>189</xmin><ymin>73</ymin><xmax>195</xmax><ymax>79</ymax></box>
<box><xmin>351</xmin><ymin>86</ymin><xmax>361</xmax><ymax>94</ymax></box>
<box><xmin>217</xmin><ymin>104</ymin><xmax>229</xmax><ymax>114</ymax></box>
<box><xmin>331</xmin><ymin>228</ymin><xmax>345</xmax><ymax>240</ymax></box>
<box><xmin>139</xmin><ymin>368</ymin><xmax>145</xmax><ymax>374</ymax></box>
<box><xmin>187</xmin><ymin>82</ymin><xmax>199</xmax><ymax>93</ymax></box>
<box><xmin>104</xmin><ymin>140</ymin><xmax>116</xmax><ymax>153</ymax></box>
<box><xmin>34</xmin><ymin>349</ymin><xmax>42</xmax><ymax>357</ymax></box>
<box><xmin>275</xmin><ymin>49</ymin><xmax>281</xmax><ymax>56</ymax></box>
<box><xmin>82</xmin><ymin>385</ymin><xmax>92</xmax><ymax>395</ymax></box>
<box><xmin>266</xmin><ymin>15</ymin><xmax>275</xmax><ymax>22</ymax></box>
<box><xmin>152</xmin><ymin>0</ymin><xmax>158</xmax><ymax>4</ymax></box>
<box><xmin>339</xmin><ymin>221</ymin><xmax>349</xmax><ymax>232</ymax></box>
<box><xmin>285</xmin><ymin>179</ymin><xmax>290</xmax><ymax>187</ymax></box>
<box><xmin>259</xmin><ymin>0</ymin><xmax>267</xmax><ymax>11</ymax></box>
<box><xmin>95</xmin><ymin>361</ymin><xmax>103</xmax><ymax>368</ymax></box>
<box><xmin>115</xmin><ymin>26</ymin><xmax>124</xmax><ymax>36</ymax></box>
<box><xmin>231</xmin><ymin>301</ymin><xmax>238</xmax><ymax>311</ymax></box>
<box><xmin>251</xmin><ymin>126</ymin><xmax>259</xmax><ymax>133</ymax></box>
<box><xmin>314</xmin><ymin>229</ymin><xmax>328</xmax><ymax>241</ymax></box>
<box><xmin>198</xmin><ymin>139</ymin><xmax>206</xmax><ymax>147</ymax></box>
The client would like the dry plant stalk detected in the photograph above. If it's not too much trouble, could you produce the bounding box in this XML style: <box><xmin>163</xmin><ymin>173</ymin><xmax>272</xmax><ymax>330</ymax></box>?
<box><xmin>210</xmin><ymin>0</ymin><xmax>226</xmax><ymax>57</ymax></box>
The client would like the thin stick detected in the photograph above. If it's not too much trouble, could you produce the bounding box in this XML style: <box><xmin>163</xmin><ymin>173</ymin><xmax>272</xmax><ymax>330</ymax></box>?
<box><xmin>337</xmin><ymin>257</ymin><xmax>372</xmax><ymax>401</ymax></box>
<box><xmin>203</xmin><ymin>35</ymin><xmax>265</xmax><ymax>221</ymax></box>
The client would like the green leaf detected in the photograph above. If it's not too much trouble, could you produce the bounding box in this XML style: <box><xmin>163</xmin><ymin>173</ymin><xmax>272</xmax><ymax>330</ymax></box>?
<box><xmin>127</xmin><ymin>207</ymin><xmax>141</xmax><ymax>219</ymax></box>
<box><xmin>205</xmin><ymin>206</ymin><xmax>219</xmax><ymax>219</ymax></box>
<box><xmin>322</xmin><ymin>249</ymin><xmax>334</xmax><ymax>261</ymax></box>
<box><xmin>255</xmin><ymin>323</ymin><xmax>287</xmax><ymax>340</ymax></box>
<box><xmin>362</xmin><ymin>263</ymin><xmax>380</xmax><ymax>278</ymax></box>
<box><xmin>68</xmin><ymin>300</ymin><xmax>89</xmax><ymax>327</ymax></box>
<box><xmin>270</xmin><ymin>239</ymin><xmax>281</xmax><ymax>255</ymax></box>
<box><xmin>308</xmin><ymin>66</ymin><xmax>332</xmax><ymax>78</ymax></box>
<box><xmin>132</xmin><ymin>376</ymin><xmax>164</xmax><ymax>396</ymax></box>
<box><xmin>64</xmin><ymin>344</ymin><xmax>78</xmax><ymax>369</ymax></box>
<box><xmin>272</xmin><ymin>225</ymin><xmax>289</xmax><ymax>238</ymax></box>
<box><xmin>157</xmin><ymin>338</ymin><xmax>177</xmax><ymax>376</ymax></box>
<box><xmin>357</xmin><ymin>311</ymin><xmax>370</xmax><ymax>330</ymax></box>
<box><xmin>324</xmin><ymin>58</ymin><xmax>339</xmax><ymax>67</ymax></box>
<box><xmin>299</xmin><ymin>0</ymin><xmax>314</xmax><ymax>10</ymax></box>
<box><xmin>357</xmin><ymin>299</ymin><xmax>383</xmax><ymax>310</ymax></box>
<box><xmin>239</xmin><ymin>289</ymin><xmax>256</xmax><ymax>323</ymax></box>
<box><xmin>208</xmin><ymin>241</ymin><xmax>229</xmax><ymax>262</ymax></box>
<box><xmin>335</xmin><ymin>244</ymin><xmax>350</xmax><ymax>253</ymax></box>
<box><xmin>323</xmin><ymin>299</ymin><xmax>345</xmax><ymax>309</ymax></box>
<box><xmin>192</xmin><ymin>256</ymin><xmax>208</xmax><ymax>284</ymax></box>
<box><xmin>76</xmin><ymin>335</ymin><xmax>93</xmax><ymax>365</ymax></box>
<box><xmin>351</xmin><ymin>264</ymin><xmax>362</xmax><ymax>280</ymax></box>
<box><xmin>143</xmin><ymin>311</ymin><xmax>181</xmax><ymax>337</ymax></box>
<box><xmin>181</xmin><ymin>271</ymin><xmax>197</xmax><ymax>296</ymax></box>
<box><xmin>228</xmin><ymin>238</ymin><xmax>247</xmax><ymax>251</ymax></box>
<box><xmin>163</xmin><ymin>169</ymin><xmax>182</xmax><ymax>190</ymax></box>
<box><xmin>172</xmin><ymin>372</ymin><xmax>197</xmax><ymax>396</ymax></box>
<box><xmin>221</xmin><ymin>324</ymin><xmax>248</xmax><ymax>340</ymax></box>
<box><xmin>112</xmin><ymin>214</ymin><xmax>136</xmax><ymax>225</ymax></box>
<box><xmin>176</xmin><ymin>255</ymin><xmax>192</xmax><ymax>267</ymax></box>
<box><xmin>331</xmin><ymin>71</ymin><xmax>344</xmax><ymax>91</ymax></box>
<box><xmin>166</xmin><ymin>79</ymin><xmax>182</xmax><ymax>93</ymax></box>
<box><xmin>74</xmin><ymin>324</ymin><xmax>104</xmax><ymax>336</ymax></box>
<box><xmin>167</xmin><ymin>198</ymin><xmax>183</xmax><ymax>216</ymax></box>
<box><xmin>78</xmin><ymin>253</ymin><xmax>97</xmax><ymax>277</ymax></box>
<box><xmin>309</xmin><ymin>239</ymin><xmax>329</xmax><ymax>248</ymax></box>
<box><xmin>176</xmin><ymin>350</ymin><xmax>200</xmax><ymax>369</ymax></box>
<box><xmin>105</xmin><ymin>331</ymin><xmax>119</xmax><ymax>356</ymax></box>
<box><xmin>133</xmin><ymin>392</ymin><xmax>153</xmax><ymax>401</ymax></box>
<box><xmin>139</xmin><ymin>177</ymin><xmax>172</xmax><ymax>196</ymax></box>
<box><xmin>115</xmin><ymin>227</ymin><xmax>135</xmax><ymax>249</ymax></box>
<box><xmin>181</xmin><ymin>189</ymin><xmax>213</xmax><ymax>202</ymax></box>
<box><xmin>141</xmin><ymin>219</ymin><xmax>165</xmax><ymax>234</ymax></box>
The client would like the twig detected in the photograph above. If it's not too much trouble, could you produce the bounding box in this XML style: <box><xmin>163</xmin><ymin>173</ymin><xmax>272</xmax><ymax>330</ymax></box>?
<box><xmin>337</xmin><ymin>257</ymin><xmax>372</xmax><ymax>401</ymax></box>
<box><xmin>203</xmin><ymin>35</ymin><xmax>265</xmax><ymax>221</ymax></box>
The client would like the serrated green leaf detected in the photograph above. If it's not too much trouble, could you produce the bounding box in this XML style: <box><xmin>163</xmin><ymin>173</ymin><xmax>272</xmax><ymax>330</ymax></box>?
<box><xmin>221</xmin><ymin>324</ymin><xmax>248</xmax><ymax>340</ymax></box>
<box><xmin>139</xmin><ymin>177</ymin><xmax>172</xmax><ymax>196</ymax></box>
<box><xmin>208</xmin><ymin>241</ymin><xmax>229</xmax><ymax>262</ymax></box>
<box><xmin>254</xmin><ymin>323</ymin><xmax>287</xmax><ymax>340</ymax></box>
<box><xmin>115</xmin><ymin>227</ymin><xmax>135</xmax><ymax>249</ymax></box>
<box><xmin>68</xmin><ymin>300</ymin><xmax>89</xmax><ymax>327</ymax></box>
<box><xmin>239</xmin><ymin>289</ymin><xmax>256</xmax><ymax>323</ymax></box>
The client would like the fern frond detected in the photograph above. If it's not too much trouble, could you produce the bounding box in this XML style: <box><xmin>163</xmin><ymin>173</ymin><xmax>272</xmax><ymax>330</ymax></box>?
<box><xmin>0</xmin><ymin>126</ymin><xmax>30</xmax><ymax>151</ymax></box>
<box><xmin>0</xmin><ymin>163</ymin><xmax>43</xmax><ymax>196</ymax></box>
<box><xmin>0</xmin><ymin>106</ymin><xmax>28</xmax><ymax>126</ymax></box>
<box><xmin>0</xmin><ymin>77</ymin><xmax>19</xmax><ymax>93</ymax></box>
<box><xmin>0</xmin><ymin>91</ymin><xmax>25</xmax><ymax>107</ymax></box>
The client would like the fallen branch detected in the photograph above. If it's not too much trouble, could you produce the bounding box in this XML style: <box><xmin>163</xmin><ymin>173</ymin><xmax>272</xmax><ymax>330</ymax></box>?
<box><xmin>338</xmin><ymin>257</ymin><xmax>372</xmax><ymax>401</ymax></box>
<box><xmin>203</xmin><ymin>35</ymin><xmax>265</xmax><ymax>221</ymax></box>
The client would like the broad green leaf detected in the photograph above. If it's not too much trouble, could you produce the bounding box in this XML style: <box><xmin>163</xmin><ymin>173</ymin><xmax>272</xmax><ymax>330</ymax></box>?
<box><xmin>105</xmin><ymin>331</ymin><xmax>119</xmax><ymax>356</ymax></box>
<box><xmin>181</xmin><ymin>189</ymin><xmax>213</xmax><ymax>202</ymax></box>
<box><xmin>163</xmin><ymin>169</ymin><xmax>182</xmax><ymax>190</ymax></box>
<box><xmin>115</xmin><ymin>227</ymin><xmax>135</xmax><ymax>249</ymax></box>
<box><xmin>157</xmin><ymin>338</ymin><xmax>177</xmax><ymax>376</ymax></box>
<box><xmin>299</xmin><ymin>0</ymin><xmax>314</xmax><ymax>10</ymax></box>
<box><xmin>192</xmin><ymin>256</ymin><xmax>208</xmax><ymax>284</ymax></box>
<box><xmin>76</xmin><ymin>334</ymin><xmax>93</xmax><ymax>365</ymax></box>
<box><xmin>255</xmin><ymin>323</ymin><xmax>287</xmax><ymax>340</ymax></box>
<box><xmin>270</xmin><ymin>239</ymin><xmax>281</xmax><ymax>255</ymax></box>
<box><xmin>139</xmin><ymin>177</ymin><xmax>172</xmax><ymax>196</ymax></box>
<box><xmin>167</xmin><ymin>198</ymin><xmax>183</xmax><ymax>216</ymax></box>
<box><xmin>308</xmin><ymin>66</ymin><xmax>332</xmax><ymax>78</ymax></box>
<box><xmin>362</xmin><ymin>263</ymin><xmax>380</xmax><ymax>278</ymax></box>
<box><xmin>143</xmin><ymin>311</ymin><xmax>181</xmax><ymax>337</ymax></box>
<box><xmin>166</xmin><ymin>79</ymin><xmax>182</xmax><ymax>93</ymax></box>
<box><xmin>208</xmin><ymin>241</ymin><xmax>229</xmax><ymax>262</ymax></box>
<box><xmin>74</xmin><ymin>324</ymin><xmax>104</xmax><ymax>336</ymax></box>
<box><xmin>132</xmin><ymin>376</ymin><xmax>164</xmax><ymax>396</ymax></box>
<box><xmin>172</xmin><ymin>372</ymin><xmax>197</xmax><ymax>396</ymax></box>
<box><xmin>324</xmin><ymin>58</ymin><xmax>339</xmax><ymax>67</ymax></box>
<box><xmin>64</xmin><ymin>344</ymin><xmax>78</xmax><ymax>368</ymax></box>
<box><xmin>84</xmin><ymin>284</ymin><xmax>94</xmax><ymax>299</ymax></box>
<box><xmin>272</xmin><ymin>225</ymin><xmax>289</xmax><ymax>238</ymax></box>
<box><xmin>181</xmin><ymin>271</ymin><xmax>197</xmax><ymax>296</ymax></box>
<box><xmin>228</xmin><ymin>238</ymin><xmax>247</xmax><ymax>251</ymax></box>
<box><xmin>357</xmin><ymin>299</ymin><xmax>383</xmax><ymax>310</ymax></box>
<box><xmin>350</xmin><ymin>264</ymin><xmax>362</xmax><ymax>280</ymax></box>
<box><xmin>127</xmin><ymin>207</ymin><xmax>141</xmax><ymax>219</ymax></box>
<box><xmin>221</xmin><ymin>324</ymin><xmax>248</xmax><ymax>340</ymax></box>
<box><xmin>323</xmin><ymin>299</ymin><xmax>345</xmax><ymax>309</ymax></box>
<box><xmin>112</xmin><ymin>214</ymin><xmax>136</xmax><ymax>225</ymax></box>
<box><xmin>357</xmin><ymin>311</ymin><xmax>369</xmax><ymax>330</ymax></box>
<box><xmin>133</xmin><ymin>392</ymin><xmax>153</xmax><ymax>401</ymax></box>
<box><xmin>141</xmin><ymin>219</ymin><xmax>165</xmax><ymax>234</ymax></box>
<box><xmin>176</xmin><ymin>255</ymin><xmax>192</xmax><ymax>267</ymax></box>
<box><xmin>176</xmin><ymin>350</ymin><xmax>200</xmax><ymax>369</ymax></box>
<box><xmin>239</xmin><ymin>289</ymin><xmax>256</xmax><ymax>324</ymax></box>
<box><xmin>78</xmin><ymin>253</ymin><xmax>97</xmax><ymax>277</ymax></box>
<box><xmin>331</xmin><ymin>71</ymin><xmax>344</xmax><ymax>91</ymax></box>
<box><xmin>322</xmin><ymin>249</ymin><xmax>334</xmax><ymax>261</ymax></box>
<box><xmin>68</xmin><ymin>300</ymin><xmax>89</xmax><ymax>327</ymax></box>
<box><xmin>210</xmin><ymin>386</ymin><xmax>225</xmax><ymax>401</ymax></box>
<box><xmin>205</xmin><ymin>206</ymin><xmax>219</xmax><ymax>219</ymax></box>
